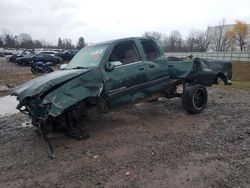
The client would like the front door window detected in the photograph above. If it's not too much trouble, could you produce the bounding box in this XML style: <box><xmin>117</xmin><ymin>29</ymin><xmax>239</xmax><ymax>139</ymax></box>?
<box><xmin>109</xmin><ymin>41</ymin><xmax>141</xmax><ymax>66</ymax></box>
<box><xmin>103</xmin><ymin>41</ymin><xmax>147</xmax><ymax>106</ymax></box>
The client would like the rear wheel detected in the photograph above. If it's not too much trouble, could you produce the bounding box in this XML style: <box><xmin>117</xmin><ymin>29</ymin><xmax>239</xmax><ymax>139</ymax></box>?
<box><xmin>182</xmin><ymin>84</ymin><xmax>207</xmax><ymax>114</ymax></box>
<box><xmin>215</xmin><ymin>74</ymin><xmax>227</xmax><ymax>85</ymax></box>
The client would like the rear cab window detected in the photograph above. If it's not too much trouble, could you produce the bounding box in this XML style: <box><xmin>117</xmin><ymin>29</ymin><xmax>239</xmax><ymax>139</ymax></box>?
<box><xmin>140</xmin><ymin>39</ymin><xmax>161</xmax><ymax>61</ymax></box>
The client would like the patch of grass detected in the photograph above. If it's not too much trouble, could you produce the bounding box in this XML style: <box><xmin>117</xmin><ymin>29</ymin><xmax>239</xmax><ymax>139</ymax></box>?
<box><xmin>232</xmin><ymin>62</ymin><xmax>250</xmax><ymax>81</ymax></box>
<box><xmin>223</xmin><ymin>62</ymin><xmax>250</xmax><ymax>89</ymax></box>
<box><xmin>0</xmin><ymin>72</ymin><xmax>38</xmax><ymax>86</ymax></box>
<box><xmin>232</xmin><ymin>81</ymin><xmax>250</xmax><ymax>89</ymax></box>
<box><xmin>215</xmin><ymin>81</ymin><xmax>250</xmax><ymax>89</ymax></box>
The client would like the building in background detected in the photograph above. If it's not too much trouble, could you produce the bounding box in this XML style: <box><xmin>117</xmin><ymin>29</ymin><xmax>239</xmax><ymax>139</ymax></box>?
<box><xmin>207</xmin><ymin>24</ymin><xmax>250</xmax><ymax>52</ymax></box>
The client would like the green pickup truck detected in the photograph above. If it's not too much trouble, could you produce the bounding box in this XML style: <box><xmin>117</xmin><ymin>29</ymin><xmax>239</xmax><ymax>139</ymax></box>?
<box><xmin>12</xmin><ymin>37</ymin><xmax>232</xmax><ymax>158</ymax></box>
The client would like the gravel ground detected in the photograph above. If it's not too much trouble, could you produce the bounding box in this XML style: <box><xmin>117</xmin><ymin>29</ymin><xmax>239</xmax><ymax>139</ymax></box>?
<box><xmin>0</xmin><ymin>88</ymin><xmax>250</xmax><ymax>188</ymax></box>
<box><xmin>0</xmin><ymin>57</ymin><xmax>250</xmax><ymax>187</ymax></box>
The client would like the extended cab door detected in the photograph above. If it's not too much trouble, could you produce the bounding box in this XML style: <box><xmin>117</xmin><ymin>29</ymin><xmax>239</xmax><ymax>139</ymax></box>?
<box><xmin>138</xmin><ymin>39</ymin><xmax>170</xmax><ymax>91</ymax></box>
<box><xmin>102</xmin><ymin>40</ymin><xmax>148</xmax><ymax>107</ymax></box>
<box><xmin>194</xmin><ymin>59</ymin><xmax>217</xmax><ymax>86</ymax></box>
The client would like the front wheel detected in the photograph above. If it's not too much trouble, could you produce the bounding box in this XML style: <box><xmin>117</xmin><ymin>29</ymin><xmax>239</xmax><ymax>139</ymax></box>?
<box><xmin>182</xmin><ymin>84</ymin><xmax>207</xmax><ymax>114</ymax></box>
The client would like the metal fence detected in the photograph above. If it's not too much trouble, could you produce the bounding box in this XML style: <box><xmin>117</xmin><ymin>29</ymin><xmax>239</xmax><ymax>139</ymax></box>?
<box><xmin>165</xmin><ymin>52</ymin><xmax>250</xmax><ymax>63</ymax></box>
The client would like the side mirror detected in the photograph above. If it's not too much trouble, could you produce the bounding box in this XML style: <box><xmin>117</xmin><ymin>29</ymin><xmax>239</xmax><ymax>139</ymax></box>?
<box><xmin>105</xmin><ymin>61</ymin><xmax>122</xmax><ymax>72</ymax></box>
<box><xmin>60</xmin><ymin>63</ymin><xmax>67</xmax><ymax>70</ymax></box>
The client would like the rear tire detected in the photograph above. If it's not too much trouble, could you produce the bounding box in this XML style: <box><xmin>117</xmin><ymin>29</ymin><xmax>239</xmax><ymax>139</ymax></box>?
<box><xmin>182</xmin><ymin>84</ymin><xmax>207</xmax><ymax>114</ymax></box>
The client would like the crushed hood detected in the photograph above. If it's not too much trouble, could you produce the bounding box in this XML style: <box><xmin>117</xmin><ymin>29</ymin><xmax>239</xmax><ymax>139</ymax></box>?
<box><xmin>12</xmin><ymin>69</ymin><xmax>91</xmax><ymax>101</ymax></box>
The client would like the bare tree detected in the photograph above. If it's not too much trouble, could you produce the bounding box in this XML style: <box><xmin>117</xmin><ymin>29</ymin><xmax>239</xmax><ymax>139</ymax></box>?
<box><xmin>2</xmin><ymin>29</ymin><xmax>17</xmax><ymax>48</ymax></box>
<box><xmin>40</xmin><ymin>39</ymin><xmax>48</xmax><ymax>47</ymax></box>
<box><xmin>207</xmin><ymin>19</ymin><xmax>230</xmax><ymax>52</ymax></box>
<box><xmin>18</xmin><ymin>33</ymin><xmax>33</xmax><ymax>49</ymax></box>
<box><xmin>33</xmin><ymin>40</ymin><xmax>43</xmax><ymax>48</ymax></box>
<box><xmin>143</xmin><ymin>31</ymin><xmax>166</xmax><ymax>47</ymax></box>
<box><xmin>186</xmin><ymin>30</ymin><xmax>196</xmax><ymax>51</ymax></box>
<box><xmin>163</xmin><ymin>30</ymin><xmax>184</xmax><ymax>52</ymax></box>
<box><xmin>227</xmin><ymin>35</ymin><xmax>237</xmax><ymax>52</ymax></box>
<box><xmin>186</xmin><ymin>30</ymin><xmax>210</xmax><ymax>52</ymax></box>
<box><xmin>62</xmin><ymin>39</ymin><xmax>74</xmax><ymax>49</ymax></box>
<box><xmin>0</xmin><ymin>28</ymin><xmax>80</xmax><ymax>49</ymax></box>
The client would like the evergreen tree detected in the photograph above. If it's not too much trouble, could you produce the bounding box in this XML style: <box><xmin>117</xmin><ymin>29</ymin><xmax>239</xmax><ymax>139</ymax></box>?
<box><xmin>0</xmin><ymin>38</ymin><xmax>3</xmax><ymax>47</ymax></box>
<box><xmin>76</xmin><ymin>37</ymin><xmax>86</xmax><ymax>50</ymax></box>
<box><xmin>57</xmin><ymin>37</ymin><xmax>63</xmax><ymax>48</ymax></box>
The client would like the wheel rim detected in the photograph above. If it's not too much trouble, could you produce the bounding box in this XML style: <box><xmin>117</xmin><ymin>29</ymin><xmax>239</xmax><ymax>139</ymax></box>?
<box><xmin>193</xmin><ymin>89</ymin><xmax>206</xmax><ymax>109</ymax></box>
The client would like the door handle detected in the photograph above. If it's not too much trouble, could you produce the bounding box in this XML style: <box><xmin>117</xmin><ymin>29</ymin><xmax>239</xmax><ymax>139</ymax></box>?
<box><xmin>139</xmin><ymin>67</ymin><xmax>146</xmax><ymax>71</ymax></box>
<box><xmin>148</xmin><ymin>64</ymin><xmax>155</xmax><ymax>68</ymax></box>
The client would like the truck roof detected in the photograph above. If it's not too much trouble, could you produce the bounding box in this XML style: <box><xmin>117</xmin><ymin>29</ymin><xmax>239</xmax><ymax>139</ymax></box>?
<box><xmin>90</xmin><ymin>36</ymin><xmax>152</xmax><ymax>46</ymax></box>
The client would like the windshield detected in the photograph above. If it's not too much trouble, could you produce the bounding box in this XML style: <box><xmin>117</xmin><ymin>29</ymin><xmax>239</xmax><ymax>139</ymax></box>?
<box><xmin>66</xmin><ymin>44</ymin><xmax>109</xmax><ymax>69</ymax></box>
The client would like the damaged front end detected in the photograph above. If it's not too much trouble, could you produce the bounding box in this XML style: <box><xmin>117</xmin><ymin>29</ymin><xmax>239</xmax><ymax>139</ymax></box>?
<box><xmin>12</xmin><ymin>68</ymin><xmax>104</xmax><ymax>158</ymax></box>
<box><xmin>14</xmin><ymin>96</ymin><xmax>56</xmax><ymax>158</ymax></box>
<box><xmin>17</xmin><ymin>97</ymin><xmax>51</xmax><ymax>124</ymax></box>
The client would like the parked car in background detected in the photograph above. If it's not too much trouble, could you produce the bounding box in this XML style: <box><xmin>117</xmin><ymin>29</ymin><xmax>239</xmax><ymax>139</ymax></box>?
<box><xmin>3</xmin><ymin>48</ymin><xmax>20</xmax><ymax>57</ymax></box>
<box><xmin>16</xmin><ymin>53</ymin><xmax>62</xmax><ymax>66</ymax></box>
<box><xmin>8</xmin><ymin>50</ymin><xmax>33</xmax><ymax>63</ymax></box>
<box><xmin>39</xmin><ymin>51</ymin><xmax>57</xmax><ymax>56</ymax></box>
<box><xmin>55</xmin><ymin>49</ymin><xmax>79</xmax><ymax>60</ymax></box>
<box><xmin>15</xmin><ymin>55</ymin><xmax>34</xmax><ymax>65</ymax></box>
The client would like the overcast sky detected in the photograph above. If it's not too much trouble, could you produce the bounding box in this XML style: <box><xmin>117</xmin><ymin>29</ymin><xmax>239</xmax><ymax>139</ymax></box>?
<box><xmin>0</xmin><ymin>0</ymin><xmax>250</xmax><ymax>44</ymax></box>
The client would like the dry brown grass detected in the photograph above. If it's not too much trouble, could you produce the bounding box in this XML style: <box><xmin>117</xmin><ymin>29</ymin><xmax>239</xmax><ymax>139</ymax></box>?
<box><xmin>0</xmin><ymin>58</ymin><xmax>62</xmax><ymax>87</ymax></box>
<box><xmin>0</xmin><ymin>59</ymin><xmax>250</xmax><ymax>88</ymax></box>
<box><xmin>215</xmin><ymin>62</ymin><xmax>250</xmax><ymax>89</ymax></box>
<box><xmin>0</xmin><ymin>70</ymin><xmax>38</xmax><ymax>86</ymax></box>
<box><xmin>232</xmin><ymin>62</ymin><xmax>250</xmax><ymax>81</ymax></box>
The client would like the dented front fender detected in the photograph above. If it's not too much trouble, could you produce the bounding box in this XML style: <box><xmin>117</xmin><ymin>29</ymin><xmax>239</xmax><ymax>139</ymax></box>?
<box><xmin>42</xmin><ymin>71</ymin><xmax>103</xmax><ymax>117</ymax></box>
<box><xmin>13</xmin><ymin>68</ymin><xmax>103</xmax><ymax>120</ymax></box>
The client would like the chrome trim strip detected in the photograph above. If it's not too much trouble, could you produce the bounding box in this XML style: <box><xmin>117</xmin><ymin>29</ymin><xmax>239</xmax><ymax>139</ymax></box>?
<box><xmin>108</xmin><ymin>76</ymin><xmax>169</xmax><ymax>97</ymax></box>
